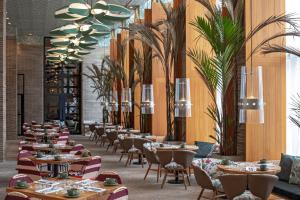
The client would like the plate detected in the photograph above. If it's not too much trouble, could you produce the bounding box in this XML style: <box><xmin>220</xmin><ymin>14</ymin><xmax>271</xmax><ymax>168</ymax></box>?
<box><xmin>104</xmin><ymin>182</ymin><xmax>118</xmax><ymax>186</ymax></box>
<box><xmin>64</xmin><ymin>193</ymin><xmax>80</xmax><ymax>198</ymax></box>
<box><xmin>14</xmin><ymin>185</ymin><xmax>28</xmax><ymax>189</ymax></box>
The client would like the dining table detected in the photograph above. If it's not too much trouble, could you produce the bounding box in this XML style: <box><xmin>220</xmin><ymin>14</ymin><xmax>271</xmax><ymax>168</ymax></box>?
<box><xmin>6</xmin><ymin>177</ymin><xmax>123</xmax><ymax>200</ymax></box>
<box><xmin>217</xmin><ymin>161</ymin><xmax>281</xmax><ymax>175</ymax></box>
<box><xmin>31</xmin><ymin>154</ymin><xmax>92</xmax><ymax>177</ymax></box>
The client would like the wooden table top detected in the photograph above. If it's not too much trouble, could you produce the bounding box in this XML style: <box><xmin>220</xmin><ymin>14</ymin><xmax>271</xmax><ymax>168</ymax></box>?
<box><xmin>155</xmin><ymin>144</ymin><xmax>199</xmax><ymax>151</ymax></box>
<box><xmin>23</xmin><ymin>144</ymin><xmax>73</xmax><ymax>151</ymax></box>
<box><xmin>6</xmin><ymin>177</ymin><xmax>122</xmax><ymax>200</ymax></box>
<box><xmin>217</xmin><ymin>162</ymin><xmax>281</xmax><ymax>175</ymax></box>
<box><xmin>31</xmin><ymin>154</ymin><xmax>92</xmax><ymax>165</ymax></box>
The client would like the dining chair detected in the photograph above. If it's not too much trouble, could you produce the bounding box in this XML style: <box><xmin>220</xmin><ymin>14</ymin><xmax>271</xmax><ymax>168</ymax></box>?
<box><xmin>248</xmin><ymin>174</ymin><xmax>278</xmax><ymax>200</ymax></box>
<box><xmin>88</xmin><ymin>124</ymin><xmax>96</xmax><ymax>141</ymax></box>
<box><xmin>95</xmin><ymin>127</ymin><xmax>105</xmax><ymax>145</ymax></box>
<box><xmin>56</xmin><ymin>135</ymin><xmax>69</xmax><ymax>144</ymax></box>
<box><xmin>106</xmin><ymin>131</ymin><xmax>119</xmax><ymax>152</ymax></box>
<box><xmin>95</xmin><ymin>171</ymin><xmax>123</xmax><ymax>184</ymax></box>
<box><xmin>23</xmin><ymin>132</ymin><xmax>37</xmax><ymax>143</ymax></box>
<box><xmin>60</xmin><ymin>131</ymin><xmax>70</xmax><ymax>136</ymax></box>
<box><xmin>107</xmin><ymin>187</ymin><xmax>129</xmax><ymax>200</ymax></box>
<box><xmin>143</xmin><ymin>146</ymin><xmax>161</xmax><ymax>182</ymax></box>
<box><xmin>218</xmin><ymin>174</ymin><xmax>248</xmax><ymax>200</ymax></box>
<box><xmin>16</xmin><ymin>158</ymin><xmax>50</xmax><ymax>181</ymax></box>
<box><xmin>20</xmin><ymin>146</ymin><xmax>36</xmax><ymax>155</ymax></box>
<box><xmin>193</xmin><ymin>164</ymin><xmax>225</xmax><ymax>199</ymax></box>
<box><xmin>31</xmin><ymin>121</ymin><xmax>37</xmax><ymax>125</ymax></box>
<box><xmin>69</xmin><ymin>144</ymin><xmax>85</xmax><ymax>154</ymax></box>
<box><xmin>17</xmin><ymin>150</ymin><xmax>32</xmax><ymax>160</ymax></box>
<box><xmin>118</xmin><ymin>138</ymin><xmax>133</xmax><ymax>165</ymax></box>
<box><xmin>5</xmin><ymin>192</ymin><xmax>30</xmax><ymax>200</ymax></box>
<box><xmin>69</xmin><ymin>156</ymin><xmax>102</xmax><ymax>179</ymax></box>
<box><xmin>127</xmin><ymin>138</ymin><xmax>152</xmax><ymax>168</ymax></box>
<box><xmin>8</xmin><ymin>174</ymin><xmax>33</xmax><ymax>187</ymax></box>
<box><xmin>156</xmin><ymin>150</ymin><xmax>173</xmax><ymax>189</ymax></box>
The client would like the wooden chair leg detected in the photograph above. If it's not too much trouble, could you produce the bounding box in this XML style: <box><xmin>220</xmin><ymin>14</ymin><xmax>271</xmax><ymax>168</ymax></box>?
<box><xmin>181</xmin><ymin>171</ymin><xmax>187</xmax><ymax>190</ymax></box>
<box><xmin>125</xmin><ymin>154</ymin><xmax>131</xmax><ymax>167</ymax></box>
<box><xmin>185</xmin><ymin>170</ymin><xmax>191</xmax><ymax>186</ymax></box>
<box><xmin>161</xmin><ymin>171</ymin><xmax>168</xmax><ymax>189</ymax></box>
<box><xmin>106</xmin><ymin>144</ymin><xmax>110</xmax><ymax>152</ymax></box>
<box><xmin>157</xmin><ymin>165</ymin><xmax>160</xmax><ymax>182</ymax></box>
<box><xmin>129</xmin><ymin>153</ymin><xmax>134</xmax><ymax>165</ymax></box>
<box><xmin>119</xmin><ymin>153</ymin><xmax>124</xmax><ymax>162</ymax></box>
<box><xmin>141</xmin><ymin>155</ymin><xmax>144</xmax><ymax>168</ymax></box>
<box><xmin>144</xmin><ymin>164</ymin><xmax>152</xmax><ymax>180</ymax></box>
<box><xmin>197</xmin><ymin>188</ymin><xmax>204</xmax><ymax>200</ymax></box>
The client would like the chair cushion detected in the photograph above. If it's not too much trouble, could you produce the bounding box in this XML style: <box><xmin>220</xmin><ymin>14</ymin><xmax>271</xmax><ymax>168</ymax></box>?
<box><xmin>128</xmin><ymin>147</ymin><xmax>139</xmax><ymax>153</ymax></box>
<box><xmin>289</xmin><ymin>157</ymin><xmax>300</xmax><ymax>185</ymax></box>
<box><xmin>200</xmin><ymin>158</ymin><xmax>224</xmax><ymax>179</ymax></box>
<box><xmin>212</xmin><ymin>179</ymin><xmax>223</xmax><ymax>192</ymax></box>
<box><xmin>194</xmin><ymin>141</ymin><xmax>215</xmax><ymax>158</ymax></box>
<box><xmin>165</xmin><ymin>161</ymin><xmax>184</xmax><ymax>170</ymax></box>
<box><xmin>233</xmin><ymin>191</ymin><xmax>259</xmax><ymax>200</ymax></box>
<box><xmin>273</xmin><ymin>180</ymin><xmax>300</xmax><ymax>199</ymax></box>
<box><xmin>277</xmin><ymin>153</ymin><xmax>294</xmax><ymax>182</ymax></box>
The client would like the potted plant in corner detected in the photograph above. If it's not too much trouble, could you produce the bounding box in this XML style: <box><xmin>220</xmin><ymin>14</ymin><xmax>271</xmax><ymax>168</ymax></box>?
<box><xmin>188</xmin><ymin>0</ymin><xmax>299</xmax><ymax>159</ymax></box>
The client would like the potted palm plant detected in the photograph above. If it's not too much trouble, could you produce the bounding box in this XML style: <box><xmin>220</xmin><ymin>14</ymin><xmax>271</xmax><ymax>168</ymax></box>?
<box><xmin>188</xmin><ymin>0</ymin><xmax>299</xmax><ymax>157</ymax></box>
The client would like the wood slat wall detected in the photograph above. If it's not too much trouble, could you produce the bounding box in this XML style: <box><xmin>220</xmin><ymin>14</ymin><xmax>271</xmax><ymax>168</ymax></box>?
<box><xmin>245</xmin><ymin>0</ymin><xmax>286</xmax><ymax>161</ymax></box>
<box><xmin>185</xmin><ymin>0</ymin><xmax>215</xmax><ymax>144</ymax></box>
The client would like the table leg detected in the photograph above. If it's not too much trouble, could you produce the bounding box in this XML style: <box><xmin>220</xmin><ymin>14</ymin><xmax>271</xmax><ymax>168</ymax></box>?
<box><xmin>132</xmin><ymin>154</ymin><xmax>146</xmax><ymax>165</ymax></box>
<box><xmin>53</xmin><ymin>164</ymin><xmax>59</xmax><ymax>177</ymax></box>
<box><xmin>167</xmin><ymin>171</ymin><xmax>184</xmax><ymax>184</ymax></box>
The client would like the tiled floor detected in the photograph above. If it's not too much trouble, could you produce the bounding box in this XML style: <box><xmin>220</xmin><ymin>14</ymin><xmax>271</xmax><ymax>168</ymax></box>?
<box><xmin>0</xmin><ymin>136</ymin><xmax>289</xmax><ymax>200</ymax></box>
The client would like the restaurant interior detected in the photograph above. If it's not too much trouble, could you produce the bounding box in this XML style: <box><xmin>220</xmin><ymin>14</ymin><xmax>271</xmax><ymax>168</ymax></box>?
<box><xmin>1</xmin><ymin>0</ymin><xmax>300</xmax><ymax>199</ymax></box>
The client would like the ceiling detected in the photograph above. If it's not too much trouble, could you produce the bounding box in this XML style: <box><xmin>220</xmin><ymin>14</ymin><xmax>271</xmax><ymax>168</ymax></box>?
<box><xmin>6</xmin><ymin>0</ymin><xmax>147</xmax><ymax>37</ymax></box>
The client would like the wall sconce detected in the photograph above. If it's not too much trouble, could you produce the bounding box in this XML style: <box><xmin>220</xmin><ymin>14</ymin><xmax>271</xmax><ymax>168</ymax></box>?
<box><xmin>141</xmin><ymin>84</ymin><xmax>154</xmax><ymax>114</ymax></box>
<box><xmin>175</xmin><ymin>78</ymin><xmax>192</xmax><ymax>117</ymax></box>
<box><xmin>108</xmin><ymin>90</ymin><xmax>118</xmax><ymax>112</ymax></box>
<box><xmin>239</xmin><ymin>66</ymin><xmax>264</xmax><ymax>124</ymax></box>
<box><xmin>122</xmin><ymin>88</ymin><xmax>132</xmax><ymax>112</ymax></box>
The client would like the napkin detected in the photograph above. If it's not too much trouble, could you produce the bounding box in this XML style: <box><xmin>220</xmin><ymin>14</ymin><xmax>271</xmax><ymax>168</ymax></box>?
<box><xmin>79</xmin><ymin>186</ymin><xmax>106</xmax><ymax>193</ymax></box>
<box><xmin>36</xmin><ymin>187</ymin><xmax>63</xmax><ymax>194</ymax></box>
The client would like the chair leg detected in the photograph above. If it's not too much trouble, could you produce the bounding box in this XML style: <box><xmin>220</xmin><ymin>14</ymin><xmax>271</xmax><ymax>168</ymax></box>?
<box><xmin>197</xmin><ymin>189</ymin><xmax>204</xmax><ymax>200</ymax></box>
<box><xmin>161</xmin><ymin>171</ymin><xmax>168</xmax><ymax>189</ymax></box>
<box><xmin>185</xmin><ymin>170</ymin><xmax>191</xmax><ymax>186</ymax></box>
<box><xmin>144</xmin><ymin>163</ymin><xmax>152</xmax><ymax>180</ymax></box>
<box><xmin>106</xmin><ymin>144</ymin><xmax>110</xmax><ymax>152</ymax></box>
<box><xmin>181</xmin><ymin>171</ymin><xmax>187</xmax><ymax>190</ymax></box>
<box><xmin>141</xmin><ymin>155</ymin><xmax>144</xmax><ymax>168</ymax></box>
<box><xmin>89</xmin><ymin>132</ymin><xmax>93</xmax><ymax>140</ymax></box>
<box><xmin>125</xmin><ymin>154</ymin><xmax>131</xmax><ymax>167</ymax></box>
<box><xmin>129</xmin><ymin>153</ymin><xmax>134</xmax><ymax>165</ymax></box>
<box><xmin>119</xmin><ymin>153</ymin><xmax>124</xmax><ymax>162</ymax></box>
<box><xmin>157</xmin><ymin>165</ymin><xmax>160</xmax><ymax>183</ymax></box>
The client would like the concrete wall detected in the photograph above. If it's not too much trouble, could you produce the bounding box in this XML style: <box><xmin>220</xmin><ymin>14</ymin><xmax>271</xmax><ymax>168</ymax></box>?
<box><xmin>17</xmin><ymin>43</ymin><xmax>43</xmax><ymax>124</ymax></box>
<box><xmin>82</xmin><ymin>46</ymin><xmax>109</xmax><ymax>123</ymax></box>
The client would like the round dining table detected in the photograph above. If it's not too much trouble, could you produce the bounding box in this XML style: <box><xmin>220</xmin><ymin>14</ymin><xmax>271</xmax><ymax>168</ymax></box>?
<box><xmin>23</xmin><ymin>143</ymin><xmax>73</xmax><ymax>152</ymax></box>
<box><xmin>217</xmin><ymin>161</ymin><xmax>281</xmax><ymax>175</ymax></box>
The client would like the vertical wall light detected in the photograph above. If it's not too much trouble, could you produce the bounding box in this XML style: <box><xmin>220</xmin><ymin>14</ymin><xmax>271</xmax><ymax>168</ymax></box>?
<box><xmin>121</xmin><ymin>88</ymin><xmax>132</xmax><ymax>112</ymax></box>
<box><xmin>239</xmin><ymin>66</ymin><xmax>264</xmax><ymax>123</ymax></box>
<box><xmin>108</xmin><ymin>90</ymin><xmax>118</xmax><ymax>112</ymax></box>
<box><xmin>175</xmin><ymin>78</ymin><xmax>192</xmax><ymax>117</ymax></box>
<box><xmin>141</xmin><ymin>84</ymin><xmax>154</xmax><ymax>114</ymax></box>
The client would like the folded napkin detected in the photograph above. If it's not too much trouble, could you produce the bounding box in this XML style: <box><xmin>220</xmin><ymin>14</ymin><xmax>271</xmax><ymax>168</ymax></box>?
<box><xmin>36</xmin><ymin>187</ymin><xmax>63</xmax><ymax>194</ymax></box>
<box><xmin>34</xmin><ymin>179</ymin><xmax>60</xmax><ymax>186</ymax></box>
<box><xmin>79</xmin><ymin>186</ymin><xmax>106</xmax><ymax>193</ymax></box>
<box><xmin>75</xmin><ymin>179</ymin><xmax>98</xmax><ymax>186</ymax></box>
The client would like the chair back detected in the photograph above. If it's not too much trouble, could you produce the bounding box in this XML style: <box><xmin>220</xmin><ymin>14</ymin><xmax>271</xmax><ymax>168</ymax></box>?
<box><xmin>144</xmin><ymin>147</ymin><xmax>159</xmax><ymax>164</ymax></box>
<box><xmin>192</xmin><ymin>164</ymin><xmax>215</xmax><ymax>190</ymax></box>
<box><xmin>60</xmin><ymin>131</ymin><xmax>70</xmax><ymax>136</ymax></box>
<box><xmin>81</xmin><ymin>156</ymin><xmax>102</xmax><ymax>179</ymax></box>
<box><xmin>107</xmin><ymin>187</ymin><xmax>129</xmax><ymax>200</ymax></box>
<box><xmin>70</xmin><ymin>144</ymin><xmax>85</xmax><ymax>154</ymax></box>
<box><xmin>89</xmin><ymin>124</ymin><xmax>96</xmax><ymax>132</ymax></box>
<box><xmin>16</xmin><ymin>158</ymin><xmax>41</xmax><ymax>181</ymax></box>
<box><xmin>96</xmin><ymin>171</ymin><xmax>123</xmax><ymax>184</ymax></box>
<box><xmin>173</xmin><ymin>150</ymin><xmax>196</xmax><ymax>168</ymax></box>
<box><xmin>17</xmin><ymin>150</ymin><xmax>32</xmax><ymax>160</ymax></box>
<box><xmin>57</xmin><ymin>135</ymin><xmax>69</xmax><ymax>144</ymax></box>
<box><xmin>8</xmin><ymin>174</ymin><xmax>33</xmax><ymax>187</ymax></box>
<box><xmin>156</xmin><ymin>150</ymin><xmax>173</xmax><ymax>167</ymax></box>
<box><xmin>96</xmin><ymin>127</ymin><xmax>105</xmax><ymax>137</ymax></box>
<box><xmin>31</xmin><ymin>121</ymin><xmax>37</xmax><ymax>125</ymax></box>
<box><xmin>23</xmin><ymin>133</ymin><xmax>36</xmax><ymax>143</ymax></box>
<box><xmin>219</xmin><ymin>174</ymin><xmax>248</xmax><ymax>200</ymax></box>
<box><xmin>248</xmin><ymin>174</ymin><xmax>278</xmax><ymax>200</ymax></box>
<box><xmin>20</xmin><ymin>146</ymin><xmax>36</xmax><ymax>154</ymax></box>
<box><xmin>107</xmin><ymin>131</ymin><xmax>118</xmax><ymax>144</ymax></box>
<box><xmin>134</xmin><ymin>138</ymin><xmax>152</xmax><ymax>153</ymax></box>
<box><xmin>5</xmin><ymin>192</ymin><xmax>30</xmax><ymax>200</ymax></box>
<box><xmin>119</xmin><ymin>138</ymin><xmax>133</xmax><ymax>152</ymax></box>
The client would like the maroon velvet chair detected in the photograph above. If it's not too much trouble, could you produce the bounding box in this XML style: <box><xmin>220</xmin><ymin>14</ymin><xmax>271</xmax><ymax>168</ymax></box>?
<box><xmin>8</xmin><ymin>174</ymin><xmax>33</xmax><ymax>187</ymax></box>
<box><xmin>95</xmin><ymin>171</ymin><xmax>123</xmax><ymax>184</ymax></box>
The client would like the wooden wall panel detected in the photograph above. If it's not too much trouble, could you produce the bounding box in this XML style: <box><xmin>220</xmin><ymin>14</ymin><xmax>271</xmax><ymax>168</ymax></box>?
<box><xmin>245</xmin><ymin>0</ymin><xmax>286</xmax><ymax>161</ymax></box>
<box><xmin>185</xmin><ymin>0</ymin><xmax>215</xmax><ymax>144</ymax></box>
<box><xmin>151</xmin><ymin>2</ymin><xmax>167</xmax><ymax>136</ymax></box>
<box><xmin>133</xmin><ymin>39</ymin><xmax>142</xmax><ymax>130</ymax></box>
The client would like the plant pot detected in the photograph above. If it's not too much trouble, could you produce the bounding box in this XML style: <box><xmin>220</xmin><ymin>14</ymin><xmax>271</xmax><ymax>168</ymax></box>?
<box><xmin>211</xmin><ymin>154</ymin><xmax>245</xmax><ymax>162</ymax></box>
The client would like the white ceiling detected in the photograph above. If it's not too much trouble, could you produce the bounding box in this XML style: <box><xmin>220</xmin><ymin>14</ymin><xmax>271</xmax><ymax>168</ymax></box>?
<box><xmin>6</xmin><ymin>0</ymin><xmax>146</xmax><ymax>37</ymax></box>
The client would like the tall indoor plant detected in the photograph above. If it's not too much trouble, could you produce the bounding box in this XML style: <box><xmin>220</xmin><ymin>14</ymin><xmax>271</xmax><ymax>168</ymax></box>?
<box><xmin>188</xmin><ymin>0</ymin><xmax>299</xmax><ymax>155</ymax></box>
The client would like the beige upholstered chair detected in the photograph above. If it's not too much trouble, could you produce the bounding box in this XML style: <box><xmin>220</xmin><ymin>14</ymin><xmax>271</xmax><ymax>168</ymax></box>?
<box><xmin>219</xmin><ymin>174</ymin><xmax>247</xmax><ymax>200</ymax></box>
<box><xmin>106</xmin><ymin>131</ymin><xmax>118</xmax><ymax>152</ymax></box>
<box><xmin>127</xmin><ymin>138</ymin><xmax>152</xmax><ymax>168</ymax></box>
<box><xmin>193</xmin><ymin>164</ymin><xmax>225</xmax><ymax>199</ymax></box>
<box><xmin>118</xmin><ymin>138</ymin><xmax>133</xmax><ymax>165</ymax></box>
<box><xmin>88</xmin><ymin>124</ymin><xmax>96</xmax><ymax>141</ymax></box>
<box><xmin>248</xmin><ymin>174</ymin><xmax>278</xmax><ymax>200</ymax></box>
<box><xmin>143</xmin><ymin>146</ymin><xmax>161</xmax><ymax>182</ymax></box>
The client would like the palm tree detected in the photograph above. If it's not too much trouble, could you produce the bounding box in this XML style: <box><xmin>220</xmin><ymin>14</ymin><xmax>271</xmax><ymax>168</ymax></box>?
<box><xmin>129</xmin><ymin>1</ymin><xmax>186</xmax><ymax>140</ymax></box>
<box><xmin>187</xmin><ymin>0</ymin><xmax>299</xmax><ymax>155</ymax></box>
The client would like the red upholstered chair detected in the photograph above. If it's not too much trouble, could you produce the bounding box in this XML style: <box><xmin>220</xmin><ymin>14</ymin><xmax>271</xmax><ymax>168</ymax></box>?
<box><xmin>23</xmin><ymin>132</ymin><xmax>37</xmax><ymax>143</ymax></box>
<box><xmin>57</xmin><ymin>135</ymin><xmax>69</xmax><ymax>144</ymax></box>
<box><xmin>69</xmin><ymin>156</ymin><xmax>101</xmax><ymax>179</ymax></box>
<box><xmin>16</xmin><ymin>158</ymin><xmax>49</xmax><ymax>181</ymax></box>
<box><xmin>95</xmin><ymin>171</ymin><xmax>123</xmax><ymax>184</ymax></box>
<box><xmin>31</xmin><ymin>121</ymin><xmax>37</xmax><ymax>125</ymax></box>
<box><xmin>17</xmin><ymin>150</ymin><xmax>32</xmax><ymax>160</ymax></box>
<box><xmin>20</xmin><ymin>146</ymin><xmax>36</xmax><ymax>154</ymax></box>
<box><xmin>8</xmin><ymin>174</ymin><xmax>33</xmax><ymax>187</ymax></box>
<box><xmin>5</xmin><ymin>192</ymin><xmax>30</xmax><ymax>200</ymax></box>
<box><xmin>69</xmin><ymin>144</ymin><xmax>85</xmax><ymax>154</ymax></box>
<box><xmin>107</xmin><ymin>187</ymin><xmax>129</xmax><ymax>200</ymax></box>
